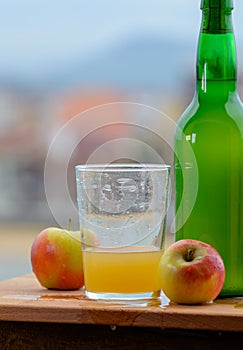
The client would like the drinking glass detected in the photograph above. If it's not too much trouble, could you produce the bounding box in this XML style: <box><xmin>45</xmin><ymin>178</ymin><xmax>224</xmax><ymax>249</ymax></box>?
<box><xmin>75</xmin><ymin>163</ymin><xmax>170</xmax><ymax>300</ymax></box>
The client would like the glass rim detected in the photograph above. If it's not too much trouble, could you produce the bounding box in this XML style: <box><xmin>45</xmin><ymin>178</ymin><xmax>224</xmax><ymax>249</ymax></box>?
<box><xmin>75</xmin><ymin>163</ymin><xmax>170</xmax><ymax>172</ymax></box>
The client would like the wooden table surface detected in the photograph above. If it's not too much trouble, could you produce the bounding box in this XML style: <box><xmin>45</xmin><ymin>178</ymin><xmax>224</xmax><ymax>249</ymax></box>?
<box><xmin>1</xmin><ymin>274</ymin><xmax>243</xmax><ymax>349</ymax></box>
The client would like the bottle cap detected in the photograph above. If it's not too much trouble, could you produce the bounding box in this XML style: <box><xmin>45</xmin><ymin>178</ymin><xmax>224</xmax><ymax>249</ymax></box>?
<box><xmin>201</xmin><ymin>0</ymin><xmax>233</xmax><ymax>9</ymax></box>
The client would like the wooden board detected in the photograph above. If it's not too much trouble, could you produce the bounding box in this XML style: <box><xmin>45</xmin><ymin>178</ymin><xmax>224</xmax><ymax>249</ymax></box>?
<box><xmin>1</xmin><ymin>274</ymin><xmax>243</xmax><ymax>332</ymax></box>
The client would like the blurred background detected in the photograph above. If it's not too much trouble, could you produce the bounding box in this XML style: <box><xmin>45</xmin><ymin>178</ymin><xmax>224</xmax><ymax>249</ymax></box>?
<box><xmin>1</xmin><ymin>0</ymin><xmax>243</xmax><ymax>281</ymax></box>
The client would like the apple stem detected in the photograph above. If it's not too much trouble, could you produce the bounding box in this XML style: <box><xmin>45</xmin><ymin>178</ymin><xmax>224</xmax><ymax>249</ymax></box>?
<box><xmin>186</xmin><ymin>248</ymin><xmax>194</xmax><ymax>262</ymax></box>
<box><xmin>68</xmin><ymin>218</ymin><xmax>71</xmax><ymax>231</ymax></box>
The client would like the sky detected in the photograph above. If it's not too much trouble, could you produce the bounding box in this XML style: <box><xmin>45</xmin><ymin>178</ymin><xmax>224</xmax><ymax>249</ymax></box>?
<box><xmin>0</xmin><ymin>0</ymin><xmax>243</xmax><ymax>77</ymax></box>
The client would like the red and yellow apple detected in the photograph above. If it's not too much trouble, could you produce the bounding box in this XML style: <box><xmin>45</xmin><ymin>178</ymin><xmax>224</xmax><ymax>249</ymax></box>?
<box><xmin>158</xmin><ymin>239</ymin><xmax>225</xmax><ymax>304</ymax></box>
<box><xmin>31</xmin><ymin>226</ymin><xmax>97</xmax><ymax>290</ymax></box>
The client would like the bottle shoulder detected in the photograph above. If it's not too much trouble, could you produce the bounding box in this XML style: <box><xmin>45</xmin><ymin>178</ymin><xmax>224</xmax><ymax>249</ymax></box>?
<box><xmin>176</xmin><ymin>90</ymin><xmax>243</xmax><ymax>132</ymax></box>
<box><xmin>176</xmin><ymin>97</ymin><xmax>199</xmax><ymax>129</ymax></box>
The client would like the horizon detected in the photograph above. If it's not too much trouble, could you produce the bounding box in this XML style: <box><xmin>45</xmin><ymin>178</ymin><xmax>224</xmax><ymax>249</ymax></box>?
<box><xmin>1</xmin><ymin>0</ymin><xmax>243</xmax><ymax>87</ymax></box>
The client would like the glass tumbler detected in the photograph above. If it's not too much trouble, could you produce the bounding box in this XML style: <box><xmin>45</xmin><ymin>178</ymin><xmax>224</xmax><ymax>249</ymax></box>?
<box><xmin>75</xmin><ymin>163</ymin><xmax>170</xmax><ymax>300</ymax></box>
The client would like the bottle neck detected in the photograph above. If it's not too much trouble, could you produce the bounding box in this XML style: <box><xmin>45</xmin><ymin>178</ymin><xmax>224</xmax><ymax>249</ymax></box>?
<box><xmin>197</xmin><ymin>1</ymin><xmax>237</xmax><ymax>94</ymax></box>
<box><xmin>200</xmin><ymin>0</ymin><xmax>234</xmax><ymax>34</ymax></box>
<box><xmin>195</xmin><ymin>80</ymin><xmax>237</xmax><ymax>104</ymax></box>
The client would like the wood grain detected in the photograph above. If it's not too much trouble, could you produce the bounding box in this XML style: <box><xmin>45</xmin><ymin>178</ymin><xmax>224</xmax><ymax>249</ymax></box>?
<box><xmin>1</xmin><ymin>274</ymin><xmax>243</xmax><ymax>332</ymax></box>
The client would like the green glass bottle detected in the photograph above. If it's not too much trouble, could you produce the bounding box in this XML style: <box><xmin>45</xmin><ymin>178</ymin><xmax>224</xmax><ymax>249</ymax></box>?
<box><xmin>174</xmin><ymin>0</ymin><xmax>243</xmax><ymax>296</ymax></box>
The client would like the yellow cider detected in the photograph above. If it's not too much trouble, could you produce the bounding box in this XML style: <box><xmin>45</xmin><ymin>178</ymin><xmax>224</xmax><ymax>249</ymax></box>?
<box><xmin>83</xmin><ymin>246</ymin><xmax>163</xmax><ymax>294</ymax></box>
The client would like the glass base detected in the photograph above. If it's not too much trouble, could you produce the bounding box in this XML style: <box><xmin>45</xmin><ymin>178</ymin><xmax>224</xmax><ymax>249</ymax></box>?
<box><xmin>85</xmin><ymin>290</ymin><xmax>161</xmax><ymax>301</ymax></box>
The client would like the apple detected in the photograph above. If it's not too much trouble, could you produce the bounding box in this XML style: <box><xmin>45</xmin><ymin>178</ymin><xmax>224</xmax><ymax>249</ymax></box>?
<box><xmin>31</xmin><ymin>224</ymin><xmax>97</xmax><ymax>290</ymax></box>
<box><xmin>158</xmin><ymin>239</ymin><xmax>225</xmax><ymax>304</ymax></box>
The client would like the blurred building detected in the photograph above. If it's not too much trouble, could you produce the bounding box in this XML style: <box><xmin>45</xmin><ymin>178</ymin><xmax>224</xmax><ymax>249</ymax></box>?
<box><xmin>0</xmin><ymin>29</ymin><xmax>242</xmax><ymax>226</ymax></box>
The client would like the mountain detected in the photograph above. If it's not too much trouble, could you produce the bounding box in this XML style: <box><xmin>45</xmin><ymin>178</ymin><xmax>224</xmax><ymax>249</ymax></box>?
<box><xmin>0</xmin><ymin>35</ymin><xmax>196</xmax><ymax>92</ymax></box>
<box><xmin>52</xmin><ymin>35</ymin><xmax>196</xmax><ymax>91</ymax></box>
